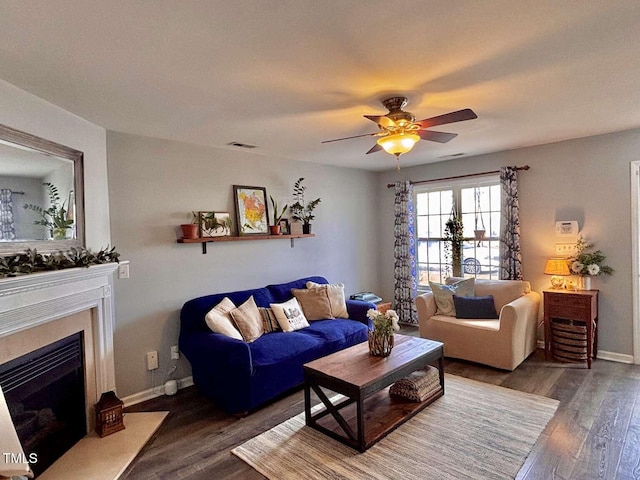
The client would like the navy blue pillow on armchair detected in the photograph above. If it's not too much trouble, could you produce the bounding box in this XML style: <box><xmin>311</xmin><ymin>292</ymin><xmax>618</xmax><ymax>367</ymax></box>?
<box><xmin>452</xmin><ymin>295</ymin><xmax>499</xmax><ymax>319</ymax></box>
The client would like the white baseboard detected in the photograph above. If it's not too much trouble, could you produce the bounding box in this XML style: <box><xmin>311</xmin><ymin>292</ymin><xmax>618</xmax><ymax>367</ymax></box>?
<box><xmin>596</xmin><ymin>350</ymin><xmax>634</xmax><ymax>364</ymax></box>
<box><xmin>122</xmin><ymin>376</ymin><xmax>194</xmax><ymax>408</ymax></box>
<box><xmin>536</xmin><ymin>340</ymin><xmax>633</xmax><ymax>364</ymax></box>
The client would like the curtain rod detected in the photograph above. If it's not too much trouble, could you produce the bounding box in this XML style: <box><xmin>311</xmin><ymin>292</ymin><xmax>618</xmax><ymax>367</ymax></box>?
<box><xmin>386</xmin><ymin>165</ymin><xmax>530</xmax><ymax>188</ymax></box>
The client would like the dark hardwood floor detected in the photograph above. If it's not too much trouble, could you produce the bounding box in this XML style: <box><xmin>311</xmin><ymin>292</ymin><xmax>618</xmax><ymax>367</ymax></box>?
<box><xmin>121</xmin><ymin>326</ymin><xmax>640</xmax><ymax>480</ymax></box>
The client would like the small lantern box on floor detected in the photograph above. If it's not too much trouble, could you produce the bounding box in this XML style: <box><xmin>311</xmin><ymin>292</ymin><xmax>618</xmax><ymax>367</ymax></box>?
<box><xmin>95</xmin><ymin>390</ymin><xmax>125</xmax><ymax>437</ymax></box>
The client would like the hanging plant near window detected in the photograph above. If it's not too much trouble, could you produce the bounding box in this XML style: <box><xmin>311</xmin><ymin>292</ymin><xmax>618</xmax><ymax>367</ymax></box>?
<box><xmin>474</xmin><ymin>189</ymin><xmax>486</xmax><ymax>246</ymax></box>
<box><xmin>444</xmin><ymin>209</ymin><xmax>464</xmax><ymax>278</ymax></box>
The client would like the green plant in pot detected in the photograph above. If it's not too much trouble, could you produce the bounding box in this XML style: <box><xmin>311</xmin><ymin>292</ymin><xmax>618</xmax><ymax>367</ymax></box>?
<box><xmin>269</xmin><ymin>196</ymin><xmax>288</xmax><ymax>235</ymax></box>
<box><xmin>289</xmin><ymin>177</ymin><xmax>321</xmax><ymax>234</ymax></box>
<box><xmin>180</xmin><ymin>212</ymin><xmax>199</xmax><ymax>239</ymax></box>
<box><xmin>23</xmin><ymin>182</ymin><xmax>74</xmax><ymax>240</ymax></box>
<box><xmin>444</xmin><ymin>212</ymin><xmax>464</xmax><ymax>277</ymax></box>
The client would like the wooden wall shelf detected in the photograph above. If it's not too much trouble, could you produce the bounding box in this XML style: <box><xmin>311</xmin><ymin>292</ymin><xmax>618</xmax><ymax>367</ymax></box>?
<box><xmin>177</xmin><ymin>233</ymin><xmax>315</xmax><ymax>254</ymax></box>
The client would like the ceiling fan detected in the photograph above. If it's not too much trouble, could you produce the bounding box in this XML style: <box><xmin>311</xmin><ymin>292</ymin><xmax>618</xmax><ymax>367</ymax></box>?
<box><xmin>322</xmin><ymin>96</ymin><xmax>477</xmax><ymax>169</ymax></box>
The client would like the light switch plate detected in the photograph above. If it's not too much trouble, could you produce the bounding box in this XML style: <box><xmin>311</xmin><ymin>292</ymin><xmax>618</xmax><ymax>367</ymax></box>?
<box><xmin>118</xmin><ymin>263</ymin><xmax>129</xmax><ymax>279</ymax></box>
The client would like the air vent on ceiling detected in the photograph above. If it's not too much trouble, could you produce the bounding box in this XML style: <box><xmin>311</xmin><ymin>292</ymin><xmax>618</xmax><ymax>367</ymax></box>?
<box><xmin>227</xmin><ymin>141</ymin><xmax>257</xmax><ymax>149</ymax></box>
<box><xmin>438</xmin><ymin>152</ymin><xmax>465</xmax><ymax>159</ymax></box>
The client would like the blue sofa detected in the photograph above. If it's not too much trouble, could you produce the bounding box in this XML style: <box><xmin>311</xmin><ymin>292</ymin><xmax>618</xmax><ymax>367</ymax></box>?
<box><xmin>179</xmin><ymin>276</ymin><xmax>374</xmax><ymax>414</ymax></box>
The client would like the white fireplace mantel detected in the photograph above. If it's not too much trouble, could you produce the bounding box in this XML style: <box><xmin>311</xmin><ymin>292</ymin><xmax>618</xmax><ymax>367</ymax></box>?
<box><xmin>0</xmin><ymin>263</ymin><xmax>119</xmax><ymax>395</ymax></box>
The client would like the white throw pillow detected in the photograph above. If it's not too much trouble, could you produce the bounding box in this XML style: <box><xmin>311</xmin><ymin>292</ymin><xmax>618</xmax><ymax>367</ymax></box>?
<box><xmin>270</xmin><ymin>297</ymin><xmax>310</xmax><ymax>332</ymax></box>
<box><xmin>204</xmin><ymin>297</ymin><xmax>243</xmax><ymax>340</ymax></box>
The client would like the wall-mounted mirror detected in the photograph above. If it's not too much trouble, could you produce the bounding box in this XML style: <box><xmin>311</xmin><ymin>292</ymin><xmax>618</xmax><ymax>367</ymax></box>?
<box><xmin>0</xmin><ymin>123</ymin><xmax>84</xmax><ymax>256</ymax></box>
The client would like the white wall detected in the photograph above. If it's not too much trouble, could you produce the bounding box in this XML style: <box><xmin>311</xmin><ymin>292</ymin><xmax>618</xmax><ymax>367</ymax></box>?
<box><xmin>0</xmin><ymin>79</ymin><xmax>110</xmax><ymax>249</ymax></box>
<box><xmin>378</xmin><ymin>128</ymin><xmax>640</xmax><ymax>358</ymax></box>
<box><xmin>106</xmin><ymin>131</ymin><xmax>379</xmax><ymax>397</ymax></box>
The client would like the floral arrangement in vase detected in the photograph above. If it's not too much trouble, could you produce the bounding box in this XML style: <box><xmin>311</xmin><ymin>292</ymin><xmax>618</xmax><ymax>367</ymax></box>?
<box><xmin>568</xmin><ymin>236</ymin><xmax>613</xmax><ymax>289</ymax></box>
<box><xmin>366</xmin><ymin>308</ymin><xmax>400</xmax><ymax>356</ymax></box>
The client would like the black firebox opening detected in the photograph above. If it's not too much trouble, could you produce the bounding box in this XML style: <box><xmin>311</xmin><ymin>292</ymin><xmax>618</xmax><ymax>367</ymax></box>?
<box><xmin>0</xmin><ymin>332</ymin><xmax>87</xmax><ymax>477</ymax></box>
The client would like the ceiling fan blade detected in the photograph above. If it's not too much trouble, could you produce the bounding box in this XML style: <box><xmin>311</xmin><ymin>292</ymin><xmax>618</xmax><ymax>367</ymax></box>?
<box><xmin>415</xmin><ymin>109</ymin><xmax>477</xmax><ymax>129</ymax></box>
<box><xmin>366</xmin><ymin>143</ymin><xmax>383</xmax><ymax>155</ymax></box>
<box><xmin>363</xmin><ymin>115</ymin><xmax>397</xmax><ymax>129</ymax></box>
<box><xmin>321</xmin><ymin>132</ymin><xmax>379</xmax><ymax>143</ymax></box>
<box><xmin>418</xmin><ymin>130</ymin><xmax>458</xmax><ymax>143</ymax></box>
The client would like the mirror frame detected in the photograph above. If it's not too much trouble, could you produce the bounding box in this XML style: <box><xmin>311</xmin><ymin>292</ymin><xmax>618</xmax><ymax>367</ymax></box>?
<box><xmin>0</xmin><ymin>123</ymin><xmax>85</xmax><ymax>256</ymax></box>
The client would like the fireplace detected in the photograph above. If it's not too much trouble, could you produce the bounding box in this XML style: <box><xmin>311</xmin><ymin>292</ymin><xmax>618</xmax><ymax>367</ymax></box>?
<box><xmin>0</xmin><ymin>263</ymin><xmax>119</xmax><ymax>476</ymax></box>
<box><xmin>0</xmin><ymin>333</ymin><xmax>87</xmax><ymax>476</ymax></box>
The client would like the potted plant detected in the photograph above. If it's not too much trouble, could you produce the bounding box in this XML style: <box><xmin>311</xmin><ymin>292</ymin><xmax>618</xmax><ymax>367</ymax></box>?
<box><xmin>444</xmin><ymin>211</ymin><xmax>464</xmax><ymax>277</ymax></box>
<box><xmin>289</xmin><ymin>178</ymin><xmax>321</xmax><ymax>234</ymax></box>
<box><xmin>180</xmin><ymin>212</ymin><xmax>199</xmax><ymax>239</ymax></box>
<box><xmin>269</xmin><ymin>196</ymin><xmax>288</xmax><ymax>235</ymax></box>
<box><xmin>474</xmin><ymin>189</ymin><xmax>486</xmax><ymax>245</ymax></box>
<box><xmin>23</xmin><ymin>182</ymin><xmax>74</xmax><ymax>240</ymax></box>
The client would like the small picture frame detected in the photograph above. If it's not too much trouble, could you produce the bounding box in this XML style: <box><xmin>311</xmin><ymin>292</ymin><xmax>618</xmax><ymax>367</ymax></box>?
<box><xmin>199</xmin><ymin>211</ymin><xmax>232</xmax><ymax>237</ymax></box>
<box><xmin>279</xmin><ymin>219</ymin><xmax>290</xmax><ymax>235</ymax></box>
<box><xmin>233</xmin><ymin>185</ymin><xmax>269</xmax><ymax>235</ymax></box>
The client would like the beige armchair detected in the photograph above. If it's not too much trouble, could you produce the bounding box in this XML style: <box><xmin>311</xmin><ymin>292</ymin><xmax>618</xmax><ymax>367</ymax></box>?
<box><xmin>416</xmin><ymin>278</ymin><xmax>541</xmax><ymax>370</ymax></box>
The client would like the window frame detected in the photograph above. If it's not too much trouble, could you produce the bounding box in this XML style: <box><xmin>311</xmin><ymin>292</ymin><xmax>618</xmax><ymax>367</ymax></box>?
<box><xmin>414</xmin><ymin>175</ymin><xmax>501</xmax><ymax>292</ymax></box>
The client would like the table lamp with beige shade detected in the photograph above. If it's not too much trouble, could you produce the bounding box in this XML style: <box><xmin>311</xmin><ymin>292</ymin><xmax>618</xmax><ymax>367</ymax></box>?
<box><xmin>544</xmin><ymin>257</ymin><xmax>571</xmax><ymax>289</ymax></box>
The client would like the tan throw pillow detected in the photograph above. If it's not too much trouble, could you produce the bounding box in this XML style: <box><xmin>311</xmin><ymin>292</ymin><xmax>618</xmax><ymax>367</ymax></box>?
<box><xmin>306</xmin><ymin>281</ymin><xmax>349</xmax><ymax>319</ymax></box>
<box><xmin>204</xmin><ymin>297</ymin><xmax>243</xmax><ymax>340</ymax></box>
<box><xmin>429</xmin><ymin>278</ymin><xmax>475</xmax><ymax>316</ymax></box>
<box><xmin>258</xmin><ymin>307</ymin><xmax>281</xmax><ymax>333</ymax></box>
<box><xmin>270</xmin><ymin>297</ymin><xmax>310</xmax><ymax>332</ymax></box>
<box><xmin>229</xmin><ymin>296</ymin><xmax>264</xmax><ymax>343</ymax></box>
<box><xmin>292</xmin><ymin>287</ymin><xmax>334</xmax><ymax>321</ymax></box>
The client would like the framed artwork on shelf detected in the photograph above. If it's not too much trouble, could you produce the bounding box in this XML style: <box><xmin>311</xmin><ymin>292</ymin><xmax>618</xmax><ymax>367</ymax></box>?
<box><xmin>199</xmin><ymin>211</ymin><xmax>232</xmax><ymax>237</ymax></box>
<box><xmin>233</xmin><ymin>185</ymin><xmax>269</xmax><ymax>235</ymax></box>
<box><xmin>279</xmin><ymin>218</ymin><xmax>290</xmax><ymax>235</ymax></box>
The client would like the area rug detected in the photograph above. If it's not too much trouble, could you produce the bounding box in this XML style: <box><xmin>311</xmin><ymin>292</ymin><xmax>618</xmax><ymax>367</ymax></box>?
<box><xmin>232</xmin><ymin>374</ymin><xmax>559</xmax><ymax>480</ymax></box>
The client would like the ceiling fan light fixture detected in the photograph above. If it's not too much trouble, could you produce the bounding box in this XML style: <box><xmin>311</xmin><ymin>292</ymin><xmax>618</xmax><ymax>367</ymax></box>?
<box><xmin>377</xmin><ymin>132</ymin><xmax>420</xmax><ymax>156</ymax></box>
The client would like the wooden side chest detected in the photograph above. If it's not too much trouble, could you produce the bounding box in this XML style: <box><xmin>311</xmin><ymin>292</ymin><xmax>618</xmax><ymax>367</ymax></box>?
<box><xmin>543</xmin><ymin>289</ymin><xmax>599</xmax><ymax>368</ymax></box>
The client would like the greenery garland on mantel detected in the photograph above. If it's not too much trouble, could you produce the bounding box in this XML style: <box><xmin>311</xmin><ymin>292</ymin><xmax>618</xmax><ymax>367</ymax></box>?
<box><xmin>0</xmin><ymin>246</ymin><xmax>120</xmax><ymax>278</ymax></box>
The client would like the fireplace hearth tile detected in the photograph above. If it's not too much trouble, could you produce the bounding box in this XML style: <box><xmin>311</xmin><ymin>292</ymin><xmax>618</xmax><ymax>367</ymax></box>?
<box><xmin>38</xmin><ymin>411</ymin><xmax>168</xmax><ymax>480</ymax></box>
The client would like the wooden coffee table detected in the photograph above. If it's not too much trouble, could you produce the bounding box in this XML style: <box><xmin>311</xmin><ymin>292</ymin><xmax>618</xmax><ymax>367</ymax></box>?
<box><xmin>303</xmin><ymin>334</ymin><xmax>444</xmax><ymax>452</ymax></box>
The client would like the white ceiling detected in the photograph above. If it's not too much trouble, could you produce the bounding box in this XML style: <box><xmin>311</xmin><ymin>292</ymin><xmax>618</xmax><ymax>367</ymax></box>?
<box><xmin>0</xmin><ymin>1</ymin><xmax>638</xmax><ymax>172</ymax></box>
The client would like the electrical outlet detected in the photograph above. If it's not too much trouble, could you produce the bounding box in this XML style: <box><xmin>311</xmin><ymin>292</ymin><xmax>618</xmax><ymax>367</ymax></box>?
<box><xmin>555</xmin><ymin>243</ymin><xmax>574</xmax><ymax>256</ymax></box>
<box><xmin>170</xmin><ymin>345</ymin><xmax>179</xmax><ymax>360</ymax></box>
<box><xmin>146</xmin><ymin>351</ymin><xmax>158</xmax><ymax>370</ymax></box>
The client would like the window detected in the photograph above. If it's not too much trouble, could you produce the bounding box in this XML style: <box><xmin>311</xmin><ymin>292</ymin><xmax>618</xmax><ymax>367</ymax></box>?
<box><xmin>415</xmin><ymin>178</ymin><xmax>501</xmax><ymax>288</ymax></box>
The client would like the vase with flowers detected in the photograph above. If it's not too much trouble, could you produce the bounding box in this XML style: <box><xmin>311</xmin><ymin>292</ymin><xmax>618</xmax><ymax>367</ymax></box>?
<box><xmin>366</xmin><ymin>308</ymin><xmax>400</xmax><ymax>356</ymax></box>
<box><xmin>568</xmin><ymin>236</ymin><xmax>613</xmax><ymax>290</ymax></box>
